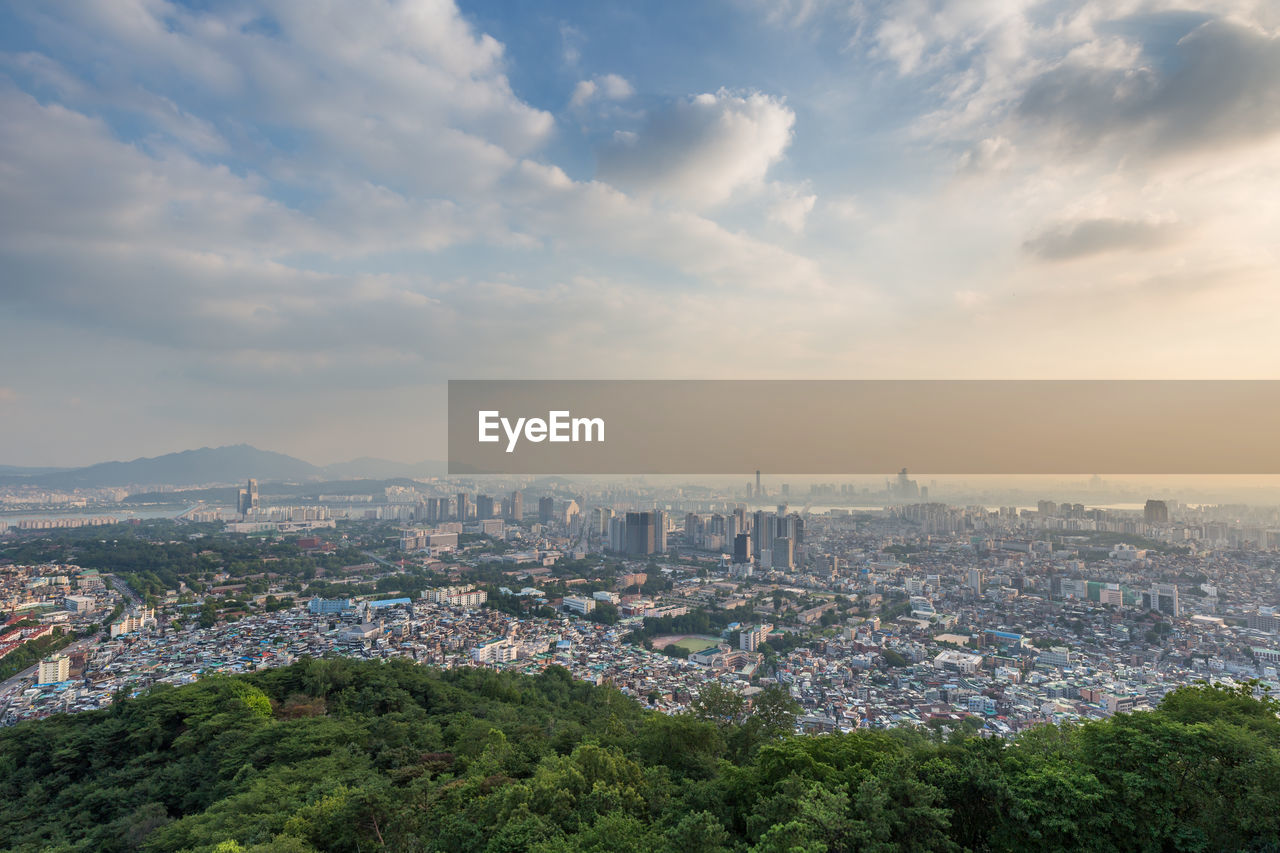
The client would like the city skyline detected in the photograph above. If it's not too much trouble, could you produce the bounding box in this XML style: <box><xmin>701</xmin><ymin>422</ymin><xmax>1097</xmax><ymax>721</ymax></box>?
<box><xmin>4</xmin><ymin>0</ymin><xmax>1280</xmax><ymax>465</ymax></box>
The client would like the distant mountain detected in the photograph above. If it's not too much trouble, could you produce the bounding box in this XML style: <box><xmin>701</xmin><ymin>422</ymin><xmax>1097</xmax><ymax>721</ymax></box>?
<box><xmin>321</xmin><ymin>457</ymin><xmax>446</xmax><ymax>479</ymax></box>
<box><xmin>0</xmin><ymin>465</ymin><xmax>72</xmax><ymax>476</ymax></box>
<box><xmin>0</xmin><ymin>445</ymin><xmax>325</xmax><ymax>489</ymax></box>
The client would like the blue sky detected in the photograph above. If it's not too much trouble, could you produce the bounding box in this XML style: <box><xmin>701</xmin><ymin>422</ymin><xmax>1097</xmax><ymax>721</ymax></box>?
<box><xmin>2</xmin><ymin>0</ymin><xmax>1280</xmax><ymax>465</ymax></box>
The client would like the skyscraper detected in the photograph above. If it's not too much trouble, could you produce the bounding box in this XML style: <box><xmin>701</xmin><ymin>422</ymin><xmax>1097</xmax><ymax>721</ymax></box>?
<box><xmin>538</xmin><ymin>496</ymin><xmax>555</xmax><ymax>524</ymax></box>
<box><xmin>475</xmin><ymin>494</ymin><xmax>495</xmax><ymax>520</ymax></box>
<box><xmin>456</xmin><ymin>492</ymin><xmax>469</xmax><ymax>522</ymax></box>
<box><xmin>624</xmin><ymin>512</ymin><xmax>657</xmax><ymax>556</ymax></box>
<box><xmin>1144</xmin><ymin>500</ymin><xmax>1169</xmax><ymax>523</ymax></box>
<box><xmin>507</xmin><ymin>491</ymin><xmax>523</xmax><ymax>522</ymax></box>
<box><xmin>753</xmin><ymin>510</ymin><xmax>775</xmax><ymax>558</ymax></box>
<box><xmin>237</xmin><ymin>478</ymin><xmax>259</xmax><ymax>517</ymax></box>
<box><xmin>773</xmin><ymin>536</ymin><xmax>794</xmax><ymax>570</ymax></box>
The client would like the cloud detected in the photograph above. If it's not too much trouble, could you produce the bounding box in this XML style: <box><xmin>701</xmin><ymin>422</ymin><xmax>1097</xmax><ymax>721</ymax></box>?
<box><xmin>957</xmin><ymin>136</ymin><xmax>1015</xmax><ymax>174</ymax></box>
<box><xmin>1023</xmin><ymin>217</ymin><xmax>1183</xmax><ymax>260</ymax></box>
<box><xmin>1016</xmin><ymin>19</ymin><xmax>1280</xmax><ymax>159</ymax></box>
<box><xmin>767</xmin><ymin>185</ymin><xmax>818</xmax><ymax>232</ymax></box>
<box><xmin>596</xmin><ymin>89</ymin><xmax>796</xmax><ymax>205</ymax></box>
<box><xmin>569</xmin><ymin>73</ymin><xmax>634</xmax><ymax>108</ymax></box>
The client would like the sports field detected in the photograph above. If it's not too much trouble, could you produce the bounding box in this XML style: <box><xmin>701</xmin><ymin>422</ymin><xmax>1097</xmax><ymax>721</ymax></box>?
<box><xmin>672</xmin><ymin>636</ymin><xmax>720</xmax><ymax>654</ymax></box>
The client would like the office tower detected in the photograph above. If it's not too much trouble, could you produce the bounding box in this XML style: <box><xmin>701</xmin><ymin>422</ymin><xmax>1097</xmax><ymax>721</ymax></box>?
<box><xmin>685</xmin><ymin>513</ymin><xmax>702</xmax><ymax>547</ymax></box>
<box><xmin>608</xmin><ymin>515</ymin><xmax>626</xmax><ymax>552</ymax></box>
<box><xmin>756</xmin><ymin>470</ymin><xmax>762</xmax><ymax>497</ymax></box>
<box><xmin>538</xmin><ymin>496</ymin><xmax>555</xmax><ymax>524</ymax></box>
<box><xmin>237</xmin><ymin>478</ymin><xmax>259</xmax><ymax>516</ymax></box>
<box><xmin>507</xmin><ymin>491</ymin><xmax>523</xmax><ymax>522</ymax></box>
<box><xmin>1144</xmin><ymin>500</ymin><xmax>1169</xmax><ymax>523</ymax></box>
<box><xmin>753</xmin><ymin>510</ymin><xmax>775</xmax><ymax>558</ymax></box>
<box><xmin>655</xmin><ymin>510</ymin><xmax>667</xmax><ymax>552</ymax></box>
<box><xmin>475</xmin><ymin>494</ymin><xmax>495</xmax><ymax>521</ymax></box>
<box><xmin>624</xmin><ymin>512</ymin><xmax>657</xmax><ymax>556</ymax></box>
<box><xmin>593</xmin><ymin>506</ymin><xmax>614</xmax><ymax>536</ymax></box>
<box><xmin>773</xmin><ymin>536</ymin><xmax>794</xmax><ymax>570</ymax></box>
<box><xmin>726</xmin><ymin>512</ymin><xmax>740</xmax><ymax>544</ymax></box>
<box><xmin>733</xmin><ymin>533</ymin><xmax>751</xmax><ymax>564</ymax></box>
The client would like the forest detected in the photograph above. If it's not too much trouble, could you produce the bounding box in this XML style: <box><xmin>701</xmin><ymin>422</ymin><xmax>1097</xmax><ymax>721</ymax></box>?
<box><xmin>1</xmin><ymin>658</ymin><xmax>1278</xmax><ymax>852</ymax></box>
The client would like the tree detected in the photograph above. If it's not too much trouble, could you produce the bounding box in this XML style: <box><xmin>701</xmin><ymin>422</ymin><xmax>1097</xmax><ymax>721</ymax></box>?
<box><xmin>690</xmin><ymin>683</ymin><xmax>747</xmax><ymax>729</ymax></box>
<box><xmin>752</xmin><ymin>684</ymin><xmax>801</xmax><ymax>740</ymax></box>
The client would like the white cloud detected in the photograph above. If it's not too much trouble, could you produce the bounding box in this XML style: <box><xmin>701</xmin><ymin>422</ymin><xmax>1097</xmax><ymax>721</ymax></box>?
<box><xmin>597</xmin><ymin>89</ymin><xmax>796</xmax><ymax>206</ymax></box>
<box><xmin>569</xmin><ymin>73</ymin><xmax>634</xmax><ymax>109</ymax></box>
<box><xmin>767</xmin><ymin>185</ymin><xmax>818</xmax><ymax>233</ymax></box>
<box><xmin>569</xmin><ymin>79</ymin><xmax>598</xmax><ymax>108</ymax></box>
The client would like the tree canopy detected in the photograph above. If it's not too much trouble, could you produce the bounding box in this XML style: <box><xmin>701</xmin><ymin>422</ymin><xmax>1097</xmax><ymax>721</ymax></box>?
<box><xmin>0</xmin><ymin>662</ymin><xmax>1277</xmax><ymax>852</ymax></box>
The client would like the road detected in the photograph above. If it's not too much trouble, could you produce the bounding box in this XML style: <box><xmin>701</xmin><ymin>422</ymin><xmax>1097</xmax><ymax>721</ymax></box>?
<box><xmin>0</xmin><ymin>632</ymin><xmax>102</xmax><ymax>722</ymax></box>
<box><xmin>108</xmin><ymin>573</ymin><xmax>143</xmax><ymax>608</ymax></box>
<box><xmin>362</xmin><ymin>550</ymin><xmax>403</xmax><ymax>570</ymax></box>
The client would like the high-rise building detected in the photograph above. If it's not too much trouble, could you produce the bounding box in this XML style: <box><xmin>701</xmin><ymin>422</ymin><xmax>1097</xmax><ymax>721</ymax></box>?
<box><xmin>756</xmin><ymin>470</ymin><xmax>762</xmax><ymax>498</ymax></box>
<box><xmin>507</xmin><ymin>491</ymin><xmax>523</xmax><ymax>522</ymax></box>
<box><xmin>773</xmin><ymin>536</ymin><xmax>794</xmax><ymax>570</ymax></box>
<box><xmin>608</xmin><ymin>515</ymin><xmax>626</xmax><ymax>552</ymax></box>
<box><xmin>456</xmin><ymin>492</ymin><xmax>470</xmax><ymax>522</ymax></box>
<box><xmin>685</xmin><ymin>513</ymin><xmax>703</xmax><ymax>547</ymax></box>
<box><xmin>237</xmin><ymin>478</ymin><xmax>259</xmax><ymax>516</ymax></box>
<box><xmin>624</xmin><ymin>511</ymin><xmax>657</xmax><ymax>555</ymax></box>
<box><xmin>37</xmin><ymin>655</ymin><xmax>70</xmax><ymax>685</ymax></box>
<box><xmin>593</xmin><ymin>506</ymin><xmax>614</xmax><ymax>536</ymax></box>
<box><xmin>1144</xmin><ymin>500</ymin><xmax>1169</xmax><ymax>523</ymax></box>
<box><xmin>538</xmin><ymin>496</ymin><xmax>555</xmax><ymax>524</ymax></box>
<box><xmin>1144</xmin><ymin>583</ymin><xmax>1180</xmax><ymax>616</ymax></box>
<box><xmin>752</xmin><ymin>510</ymin><xmax>775</xmax><ymax>558</ymax></box>
<box><xmin>968</xmin><ymin>569</ymin><xmax>984</xmax><ymax>596</ymax></box>
<box><xmin>475</xmin><ymin>494</ymin><xmax>495</xmax><ymax>521</ymax></box>
<box><xmin>425</xmin><ymin>497</ymin><xmax>442</xmax><ymax>523</ymax></box>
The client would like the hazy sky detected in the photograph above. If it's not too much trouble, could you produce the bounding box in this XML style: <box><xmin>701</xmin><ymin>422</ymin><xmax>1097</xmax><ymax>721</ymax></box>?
<box><xmin>3</xmin><ymin>0</ymin><xmax>1280</xmax><ymax>466</ymax></box>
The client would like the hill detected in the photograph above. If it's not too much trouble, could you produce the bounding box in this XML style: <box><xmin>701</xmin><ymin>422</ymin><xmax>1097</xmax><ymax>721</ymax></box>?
<box><xmin>0</xmin><ymin>447</ymin><xmax>443</xmax><ymax>489</ymax></box>
<box><xmin>0</xmin><ymin>445</ymin><xmax>324</xmax><ymax>489</ymax></box>
<box><xmin>1</xmin><ymin>659</ymin><xmax>1279</xmax><ymax>852</ymax></box>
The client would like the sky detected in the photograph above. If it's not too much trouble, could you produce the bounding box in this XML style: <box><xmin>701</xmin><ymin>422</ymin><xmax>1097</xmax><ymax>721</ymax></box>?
<box><xmin>2</xmin><ymin>0</ymin><xmax>1280</xmax><ymax>467</ymax></box>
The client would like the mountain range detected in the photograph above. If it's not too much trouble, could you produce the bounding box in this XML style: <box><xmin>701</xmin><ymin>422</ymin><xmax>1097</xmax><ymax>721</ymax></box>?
<box><xmin>0</xmin><ymin>445</ymin><xmax>445</xmax><ymax>489</ymax></box>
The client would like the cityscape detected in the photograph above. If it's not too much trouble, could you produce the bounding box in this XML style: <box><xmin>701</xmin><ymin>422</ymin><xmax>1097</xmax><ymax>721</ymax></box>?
<box><xmin>5</xmin><ymin>466</ymin><xmax>1279</xmax><ymax>736</ymax></box>
<box><xmin>5</xmin><ymin>0</ymin><xmax>1280</xmax><ymax>847</ymax></box>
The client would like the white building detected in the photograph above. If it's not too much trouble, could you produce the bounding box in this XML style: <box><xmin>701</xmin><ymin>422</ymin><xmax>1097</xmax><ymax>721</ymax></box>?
<box><xmin>563</xmin><ymin>596</ymin><xmax>595</xmax><ymax>615</ymax></box>
<box><xmin>37</xmin><ymin>655</ymin><xmax>70</xmax><ymax>685</ymax></box>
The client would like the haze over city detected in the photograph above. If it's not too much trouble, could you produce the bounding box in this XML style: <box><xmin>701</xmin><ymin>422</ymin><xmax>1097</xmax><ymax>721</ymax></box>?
<box><xmin>4</xmin><ymin>0</ymin><xmax>1280</xmax><ymax>465</ymax></box>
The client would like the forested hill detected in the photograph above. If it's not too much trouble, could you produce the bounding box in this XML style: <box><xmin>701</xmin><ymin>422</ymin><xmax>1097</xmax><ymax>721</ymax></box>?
<box><xmin>2</xmin><ymin>661</ymin><xmax>1279</xmax><ymax>853</ymax></box>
